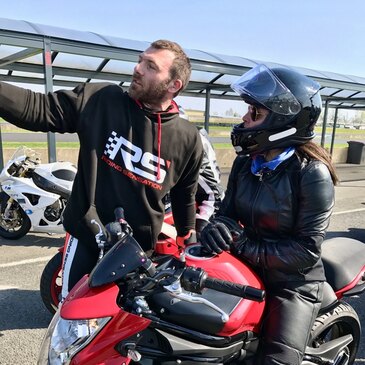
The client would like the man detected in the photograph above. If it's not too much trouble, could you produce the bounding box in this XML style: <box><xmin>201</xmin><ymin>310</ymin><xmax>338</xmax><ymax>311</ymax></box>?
<box><xmin>0</xmin><ymin>39</ymin><xmax>203</xmax><ymax>299</ymax></box>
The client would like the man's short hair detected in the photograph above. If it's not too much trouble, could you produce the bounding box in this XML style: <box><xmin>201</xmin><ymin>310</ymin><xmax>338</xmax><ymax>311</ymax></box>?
<box><xmin>151</xmin><ymin>39</ymin><xmax>191</xmax><ymax>96</ymax></box>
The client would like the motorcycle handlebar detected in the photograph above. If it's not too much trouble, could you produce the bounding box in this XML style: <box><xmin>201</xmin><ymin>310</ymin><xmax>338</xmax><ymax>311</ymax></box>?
<box><xmin>181</xmin><ymin>267</ymin><xmax>265</xmax><ymax>302</ymax></box>
<box><xmin>114</xmin><ymin>207</ymin><xmax>125</xmax><ymax>222</ymax></box>
<box><xmin>113</xmin><ymin>207</ymin><xmax>132</xmax><ymax>235</ymax></box>
<box><xmin>204</xmin><ymin>277</ymin><xmax>265</xmax><ymax>302</ymax></box>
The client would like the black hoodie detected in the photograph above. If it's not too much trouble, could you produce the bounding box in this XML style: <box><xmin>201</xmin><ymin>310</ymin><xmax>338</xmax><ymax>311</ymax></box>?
<box><xmin>0</xmin><ymin>82</ymin><xmax>203</xmax><ymax>250</ymax></box>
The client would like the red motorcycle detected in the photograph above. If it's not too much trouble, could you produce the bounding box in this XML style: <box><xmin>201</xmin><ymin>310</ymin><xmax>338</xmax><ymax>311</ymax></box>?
<box><xmin>38</xmin><ymin>208</ymin><xmax>365</xmax><ymax>365</ymax></box>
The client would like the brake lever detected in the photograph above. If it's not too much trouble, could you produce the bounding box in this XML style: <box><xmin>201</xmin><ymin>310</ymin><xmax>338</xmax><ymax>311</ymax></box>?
<box><xmin>91</xmin><ymin>219</ymin><xmax>107</xmax><ymax>260</ymax></box>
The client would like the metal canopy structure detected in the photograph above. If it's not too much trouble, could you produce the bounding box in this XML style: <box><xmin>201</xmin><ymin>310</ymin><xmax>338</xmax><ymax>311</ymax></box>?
<box><xmin>1</xmin><ymin>17</ymin><xmax>365</xmax><ymax>164</ymax></box>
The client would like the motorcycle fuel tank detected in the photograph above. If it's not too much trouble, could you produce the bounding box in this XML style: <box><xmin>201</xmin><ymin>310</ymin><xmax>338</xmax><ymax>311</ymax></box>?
<box><xmin>149</xmin><ymin>244</ymin><xmax>265</xmax><ymax>336</ymax></box>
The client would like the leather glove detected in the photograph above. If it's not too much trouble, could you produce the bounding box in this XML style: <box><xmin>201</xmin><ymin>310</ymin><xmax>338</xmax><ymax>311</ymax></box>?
<box><xmin>200</xmin><ymin>216</ymin><xmax>246</xmax><ymax>254</ymax></box>
<box><xmin>195</xmin><ymin>218</ymin><xmax>209</xmax><ymax>241</ymax></box>
<box><xmin>104</xmin><ymin>221</ymin><xmax>123</xmax><ymax>248</ymax></box>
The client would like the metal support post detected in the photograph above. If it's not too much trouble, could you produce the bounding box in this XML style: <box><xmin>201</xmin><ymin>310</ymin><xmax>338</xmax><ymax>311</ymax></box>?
<box><xmin>0</xmin><ymin>124</ymin><xmax>3</xmax><ymax>170</ymax></box>
<box><xmin>204</xmin><ymin>88</ymin><xmax>211</xmax><ymax>133</ymax></box>
<box><xmin>330</xmin><ymin>108</ymin><xmax>339</xmax><ymax>155</ymax></box>
<box><xmin>43</xmin><ymin>37</ymin><xmax>56</xmax><ymax>162</ymax></box>
<box><xmin>320</xmin><ymin>100</ymin><xmax>329</xmax><ymax>148</ymax></box>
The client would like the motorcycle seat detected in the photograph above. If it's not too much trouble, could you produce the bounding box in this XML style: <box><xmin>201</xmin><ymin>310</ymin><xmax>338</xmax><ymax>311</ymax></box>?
<box><xmin>321</xmin><ymin>237</ymin><xmax>365</xmax><ymax>291</ymax></box>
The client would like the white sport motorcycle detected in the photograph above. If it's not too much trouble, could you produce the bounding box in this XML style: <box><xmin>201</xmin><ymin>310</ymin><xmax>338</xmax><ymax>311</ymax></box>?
<box><xmin>0</xmin><ymin>147</ymin><xmax>77</xmax><ymax>239</ymax></box>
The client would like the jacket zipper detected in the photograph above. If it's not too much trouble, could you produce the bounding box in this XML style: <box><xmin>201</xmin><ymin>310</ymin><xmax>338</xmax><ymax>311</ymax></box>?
<box><xmin>254</xmin><ymin>169</ymin><xmax>272</xmax><ymax>282</ymax></box>
<box><xmin>252</xmin><ymin>171</ymin><xmax>265</xmax><ymax>265</ymax></box>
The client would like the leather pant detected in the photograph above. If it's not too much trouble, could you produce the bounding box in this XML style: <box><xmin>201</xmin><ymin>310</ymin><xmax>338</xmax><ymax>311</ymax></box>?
<box><xmin>255</xmin><ymin>281</ymin><xmax>323</xmax><ymax>365</ymax></box>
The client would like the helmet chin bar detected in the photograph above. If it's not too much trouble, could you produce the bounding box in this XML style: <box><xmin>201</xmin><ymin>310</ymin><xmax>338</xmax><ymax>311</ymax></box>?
<box><xmin>231</xmin><ymin>126</ymin><xmax>299</xmax><ymax>156</ymax></box>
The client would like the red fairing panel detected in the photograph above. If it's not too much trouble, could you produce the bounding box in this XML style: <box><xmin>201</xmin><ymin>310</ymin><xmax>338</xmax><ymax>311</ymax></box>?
<box><xmin>61</xmin><ymin>276</ymin><xmax>151</xmax><ymax>365</ymax></box>
<box><xmin>61</xmin><ymin>275</ymin><xmax>121</xmax><ymax>318</ymax></box>
<box><xmin>71</xmin><ymin>311</ymin><xmax>151</xmax><ymax>365</ymax></box>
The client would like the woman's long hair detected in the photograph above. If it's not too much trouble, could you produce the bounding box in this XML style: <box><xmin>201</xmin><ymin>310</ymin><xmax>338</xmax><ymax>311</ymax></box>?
<box><xmin>297</xmin><ymin>141</ymin><xmax>339</xmax><ymax>185</ymax></box>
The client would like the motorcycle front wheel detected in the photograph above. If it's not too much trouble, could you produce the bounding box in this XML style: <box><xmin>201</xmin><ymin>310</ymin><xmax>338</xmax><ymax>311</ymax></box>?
<box><xmin>40</xmin><ymin>251</ymin><xmax>63</xmax><ymax>315</ymax></box>
<box><xmin>0</xmin><ymin>192</ymin><xmax>31</xmax><ymax>239</ymax></box>
<box><xmin>308</xmin><ymin>301</ymin><xmax>360</xmax><ymax>365</ymax></box>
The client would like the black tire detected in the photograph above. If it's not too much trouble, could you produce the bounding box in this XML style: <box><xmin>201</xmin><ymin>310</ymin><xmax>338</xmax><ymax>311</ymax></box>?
<box><xmin>40</xmin><ymin>251</ymin><xmax>63</xmax><ymax>315</ymax></box>
<box><xmin>0</xmin><ymin>192</ymin><xmax>31</xmax><ymax>239</ymax></box>
<box><xmin>308</xmin><ymin>301</ymin><xmax>361</xmax><ymax>365</ymax></box>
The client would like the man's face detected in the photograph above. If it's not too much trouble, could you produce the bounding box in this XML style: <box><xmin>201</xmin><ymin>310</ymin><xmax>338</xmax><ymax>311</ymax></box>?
<box><xmin>129</xmin><ymin>47</ymin><xmax>176</xmax><ymax>106</ymax></box>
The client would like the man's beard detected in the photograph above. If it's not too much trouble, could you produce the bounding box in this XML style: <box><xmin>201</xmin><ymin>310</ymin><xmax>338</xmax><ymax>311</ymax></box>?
<box><xmin>129</xmin><ymin>76</ymin><xmax>171</xmax><ymax>108</ymax></box>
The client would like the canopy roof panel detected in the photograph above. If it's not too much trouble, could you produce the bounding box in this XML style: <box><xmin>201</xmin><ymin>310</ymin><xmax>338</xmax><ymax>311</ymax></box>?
<box><xmin>1</xmin><ymin>17</ymin><xmax>365</xmax><ymax>109</ymax></box>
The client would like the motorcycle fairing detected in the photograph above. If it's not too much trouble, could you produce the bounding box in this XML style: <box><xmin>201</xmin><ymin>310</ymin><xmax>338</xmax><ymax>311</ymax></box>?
<box><xmin>116</xmin><ymin>326</ymin><xmax>246</xmax><ymax>364</ymax></box>
<box><xmin>1</xmin><ymin>178</ymin><xmax>66</xmax><ymax>233</ymax></box>
<box><xmin>32</xmin><ymin>172</ymin><xmax>71</xmax><ymax>199</ymax></box>
<box><xmin>51</xmin><ymin>167</ymin><xmax>76</xmax><ymax>181</ymax></box>
<box><xmin>33</xmin><ymin>161</ymin><xmax>76</xmax><ymax>186</ymax></box>
<box><xmin>60</xmin><ymin>275</ymin><xmax>152</xmax><ymax>364</ymax></box>
<box><xmin>62</xmin><ymin>275</ymin><xmax>121</xmax><ymax>318</ymax></box>
<box><xmin>60</xmin><ymin>278</ymin><xmax>148</xmax><ymax>362</ymax></box>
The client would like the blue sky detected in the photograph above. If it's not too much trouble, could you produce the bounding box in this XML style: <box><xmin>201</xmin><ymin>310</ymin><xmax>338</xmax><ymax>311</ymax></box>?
<box><xmin>1</xmin><ymin>0</ymin><xmax>364</xmax><ymax>114</ymax></box>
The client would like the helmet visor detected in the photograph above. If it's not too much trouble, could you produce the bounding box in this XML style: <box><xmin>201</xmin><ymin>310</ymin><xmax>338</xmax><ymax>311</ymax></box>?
<box><xmin>231</xmin><ymin>64</ymin><xmax>305</xmax><ymax>116</ymax></box>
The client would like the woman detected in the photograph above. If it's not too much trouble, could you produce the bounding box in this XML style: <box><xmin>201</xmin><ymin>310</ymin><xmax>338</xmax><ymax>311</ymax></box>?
<box><xmin>200</xmin><ymin>64</ymin><xmax>339</xmax><ymax>365</ymax></box>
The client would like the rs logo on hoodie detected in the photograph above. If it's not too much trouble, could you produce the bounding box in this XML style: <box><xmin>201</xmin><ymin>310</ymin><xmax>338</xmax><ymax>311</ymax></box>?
<box><xmin>103</xmin><ymin>131</ymin><xmax>168</xmax><ymax>185</ymax></box>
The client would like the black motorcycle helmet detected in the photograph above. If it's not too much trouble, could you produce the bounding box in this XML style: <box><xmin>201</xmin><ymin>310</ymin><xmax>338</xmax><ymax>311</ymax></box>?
<box><xmin>230</xmin><ymin>64</ymin><xmax>322</xmax><ymax>155</ymax></box>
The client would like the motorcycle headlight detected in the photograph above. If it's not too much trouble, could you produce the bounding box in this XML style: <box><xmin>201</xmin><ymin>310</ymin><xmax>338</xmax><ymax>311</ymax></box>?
<box><xmin>38</xmin><ymin>310</ymin><xmax>110</xmax><ymax>365</ymax></box>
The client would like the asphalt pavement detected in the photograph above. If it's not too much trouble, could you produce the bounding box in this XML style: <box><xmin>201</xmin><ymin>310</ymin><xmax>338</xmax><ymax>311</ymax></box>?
<box><xmin>334</xmin><ymin>163</ymin><xmax>365</xmax><ymax>182</ymax></box>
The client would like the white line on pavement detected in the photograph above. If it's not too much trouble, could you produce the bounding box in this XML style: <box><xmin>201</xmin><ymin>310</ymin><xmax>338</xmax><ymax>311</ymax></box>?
<box><xmin>0</xmin><ymin>285</ymin><xmax>18</xmax><ymax>290</ymax></box>
<box><xmin>333</xmin><ymin>207</ymin><xmax>365</xmax><ymax>215</ymax></box>
<box><xmin>0</xmin><ymin>256</ymin><xmax>53</xmax><ymax>268</ymax></box>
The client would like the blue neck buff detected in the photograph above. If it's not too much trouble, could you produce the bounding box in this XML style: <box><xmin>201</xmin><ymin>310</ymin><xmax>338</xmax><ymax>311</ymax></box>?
<box><xmin>251</xmin><ymin>147</ymin><xmax>295</xmax><ymax>175</ymax></box>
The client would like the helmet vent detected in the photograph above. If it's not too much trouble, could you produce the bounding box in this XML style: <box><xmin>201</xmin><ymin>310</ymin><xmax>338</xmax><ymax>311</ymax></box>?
<box><xmin>269</xmin><ymin>127</ymin><xmax>297</xmax><ymax>142</ymax></box>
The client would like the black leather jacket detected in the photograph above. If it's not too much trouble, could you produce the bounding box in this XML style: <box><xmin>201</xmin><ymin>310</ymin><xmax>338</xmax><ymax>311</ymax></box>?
<box><xmin>219</xmin><ymin>152</ymin><xmax>334</xmax><ymax>284</ymax></box>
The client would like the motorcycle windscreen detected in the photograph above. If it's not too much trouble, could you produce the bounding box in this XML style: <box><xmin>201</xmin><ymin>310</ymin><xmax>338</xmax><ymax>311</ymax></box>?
<box><xmin>89</xmin><ymin>235</ymin><xmax>148</xmax><ymax>288</ymax></box>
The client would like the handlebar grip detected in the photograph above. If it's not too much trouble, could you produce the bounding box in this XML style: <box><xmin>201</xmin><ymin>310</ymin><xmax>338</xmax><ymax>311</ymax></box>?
<box><xmin>114</xmin><ymin>207</ymin><xmax>125</xmax><ymax>222</ymax></box>
<box><xmin>204</xmin><ymin>277</ymin><xmax>265</xmax><ymax>302</ymax></box>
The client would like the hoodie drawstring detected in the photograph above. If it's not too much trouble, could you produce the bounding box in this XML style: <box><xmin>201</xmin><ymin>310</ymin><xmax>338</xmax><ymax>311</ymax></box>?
<box><xmin>157</xmin><ymin>113</ymin><xmax>162</xmax><ymax>181</ymax></box>
<box><xmin>132</xmin><ymin>98</ymin><xmax>180</xmax><ymax>183</ymax></box>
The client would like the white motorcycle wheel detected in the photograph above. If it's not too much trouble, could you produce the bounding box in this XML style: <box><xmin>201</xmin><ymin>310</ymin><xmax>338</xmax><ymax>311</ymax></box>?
<box><xmin>308</xmin><ymin>301</ymin><xmax>360</xmax><ymax>365</ymax></box>
<box><xmin>0</xmin><ymin>192</ymin><xmax>31</xmax><ymax>239</ymax></box>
